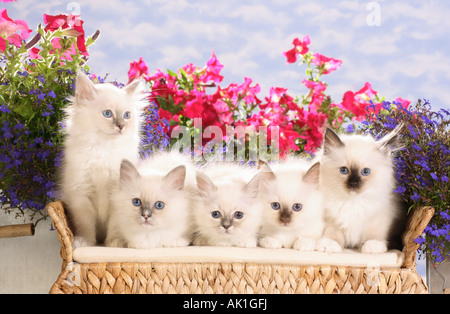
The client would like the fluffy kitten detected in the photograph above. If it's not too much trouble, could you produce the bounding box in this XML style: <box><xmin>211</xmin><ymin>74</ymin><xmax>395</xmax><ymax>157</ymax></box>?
<box><xmin>192</xmin><ymin>162</ymin><xmax>263</xmax><ymax>248</ymax></box>
<box><xmin>105</xmin><ymin>151</ymin><xmax>195</xmax><ymax>249</ymax></box>
<box><xmin>316</xmin><ymin>125</ymin><xmax>404</xmax><ymax>253</ymax></box>
<box><xmin>60</xmin><ymin>70</ymin><xmax>146</xmax><ymax>248</ymax></box>
<box><xmin>258</xmin><ymin>158</ymin><xmax>324</xmax><ymax>251</ymax></box>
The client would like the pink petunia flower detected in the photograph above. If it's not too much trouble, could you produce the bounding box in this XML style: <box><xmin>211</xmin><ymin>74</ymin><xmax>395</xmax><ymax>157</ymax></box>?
<box><xmin>0</xmin><ymin>9</ymin><xmax>32</xmax><ymax>52</ymax></box>
<box><xmin>302</xmin><ymin>79</ymin><xmax>327</xmax><ymax>111</ymax></box>
<box><xmin>128</xmin><ymin>57</ymin><xmax>149</xmax><ymax>83</ymax></box>
<box><xmin>28</xmin><ymin>47</ymin><xmax>42</xmax><ymax>59</ymax></box>
<box><xmin>394</xmin><ymin>97</ymin><xmax>411</xmax><ymax>109</ymax></box>
<box><xmin>50</xmin><ymin>37</ymin><xmax>77</xmax><ymax>61</ymax></box>
<box><xmin>300</xmin><ymin>111</ymin><xmax>327</xmax><ymax>153</ymax></box>
<box><xmin>283</xmin><ymin>35</ymin><xmax>311</xmax><ymax>64</ymax></box>
<box><xmin>200</xmin><ymin>51</ymin><xmax>224</xmax><ymax>83</ymax></box>
<box><xmin>340</xmin><ymin>82</ymin><xmax>378</xmax><ymax>120</ymax></box>
<box><xmin>311</xmin><ymin>53</ymin><xmax>342</xmax><ymax>74</ymax></box>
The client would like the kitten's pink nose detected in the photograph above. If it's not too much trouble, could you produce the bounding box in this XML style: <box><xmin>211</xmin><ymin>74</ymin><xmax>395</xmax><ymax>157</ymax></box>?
<box><xmin>117</xmin><ymin>124</ymin><xmax>124</xmax><ymax>130</ymax></box>
<box><xmin>142</xmin><ymin>212</ymin><xmax>151</xmax><ymax>221</ymax></box>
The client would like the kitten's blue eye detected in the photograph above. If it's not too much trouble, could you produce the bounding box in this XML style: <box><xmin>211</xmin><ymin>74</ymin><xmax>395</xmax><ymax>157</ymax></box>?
<box><xmin>292</xmin><ymin>203</ymin><xmax>302</xmax><ymax>212</ymax></box>
<box><xmin>154</xmin><ymin>201</ymin><xmax>165</xmax><ymax>210</ymax></box>
<box><xmin>102</xmin><ymin>110</ymin><xmax>113</xmax><ymax>118</ymax></box>
<box><xmin>211</xmin><ymin>211</ymin><xmax>221</xmax><ymax>219</ymax></box>
<box><xmin>339</xmin><ymin>167</ymin><xmax>349</xmax><ymax>175</ymax></box>
<box><xmin>132</xmin><ymin>198</ymin><xmax>141</xmax><ymax>207</ymax></box>
<box><xmin>361</xmin><ymin>168</ymin><xmax>371</xmax><ymax>176</ymax></box>
<box><xmin>234</xmin><ymin>211</ymin><xmax>244</xmax><ymax>219</ymax></box>
<box><xmin>123</xmin><ymin>111</ymin><xmax>131</xmax><ymax>119</ymax></box>
<box><xmin>271</xmin><ymin>202</ymin><xmax>280</xmax><ymax>210</ymax></box>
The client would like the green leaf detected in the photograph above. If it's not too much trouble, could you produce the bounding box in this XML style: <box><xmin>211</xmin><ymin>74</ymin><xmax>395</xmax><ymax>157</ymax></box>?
<box><xmin>167</xmin><ymin>69</ymin><xmax>178</xmax><ymax>78</ymax></box>
<box><xmin>179</xmin><ymin>68</ymin><xmax>188</xmax><ymax>81</ymax></box>
<box><xmin>13</xmin><ymin>103</ymin><xmax>34</xmax><ymax>120</ymax></box>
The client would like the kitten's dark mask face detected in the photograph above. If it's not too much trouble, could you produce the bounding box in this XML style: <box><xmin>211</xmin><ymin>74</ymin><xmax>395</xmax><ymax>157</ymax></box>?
<box><xmin>338</xmin><ymin>165</ymin><xmax>372</xmax><ymax>192</ymax></box>
<box><xmin>269</xmin><ymin>201</ymin><xmax>303</xmax><ymax>227</ymax></box>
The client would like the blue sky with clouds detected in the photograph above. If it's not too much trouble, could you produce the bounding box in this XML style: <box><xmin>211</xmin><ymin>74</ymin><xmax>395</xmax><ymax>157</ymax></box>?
<box><xmin>4</xmin><ymin>0</ymin><xmax>450</xmax><ymax>111</ymax></box>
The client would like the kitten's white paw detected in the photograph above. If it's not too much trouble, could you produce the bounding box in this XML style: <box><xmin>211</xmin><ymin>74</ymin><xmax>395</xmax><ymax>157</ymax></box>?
<box><xmin>234</xmin><ymin>238</ymin><xmax>257</xmax><ymax>248</ymax></box>
<box><xmin>259</xmin><ymin>236</ymin><xmax>283</xmax><ymax>249</ymax></box>
<box><xmin>73</xmin><ymin>236</ymin><xmax>95</xmax><ymax>248</ymax></box>
<box><xmin>293</xmin><ymin>237</ymin><xmax>316</xmax><ymax>251</ymax></box>
<box><xmin>361</xmin><ymin>240</ymin><xmax>387</xmax><ymax>254</ymax></box>
<box><xmin>315</xmin><ymin>237</ymin><xmax>343</xmax><ymax>253</ymax></box>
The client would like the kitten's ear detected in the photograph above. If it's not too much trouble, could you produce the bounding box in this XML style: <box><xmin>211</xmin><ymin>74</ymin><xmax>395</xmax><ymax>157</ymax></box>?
<box><xmin>323</xmin><ymin>128</ymin><xmax>344</xmax><ymax>155</ymax></box>
<box><xmin>75</xmin><ymin>69</ymin><xmax>97</xmax><ymax>102</ymax></box>
<box><xmin>303</xmin><ymin>162</ymin><xmax>320</xmax><ymax>185</ymax></box>
<box><xmin>258</xmin><ymin>162</ymin><xmax>276</xmax><ymax>181</ymax></box>
<box><xmin>120</xmin><ymin>159</ymin><xmax>140</xmax><ymax>189</ymax></box>
<box><xmin>254</xmin><ymin>162</ymin><xmax>276</xmax><ymax>194</ymax></box>
<box><xmin>378</xmin><ymin>123</ymin><xmax>404</xmax><ymax>154</ymax></box>
<box><xmin>196</xmin><ymin>171</ymin><xmax>217</xmax><ymax>197</ymax></box>
<box><xmin>124</xmin><ymin>78</ymin><xmax>144</xmax><ymax>95</ymax></box>
<box><xmin>257</xmin><ymin>159</ymin><xmax>267</xmax><ymax>170</ymax></box>
<box><xmin>163</xmin><ymin>165</ymin><xmax>186</xmax><ymax>191</ymax></box>
<box><xmin>245</xmin><ymin>174</ymin><xmax>261</xmax><ymax>199</ymax></box>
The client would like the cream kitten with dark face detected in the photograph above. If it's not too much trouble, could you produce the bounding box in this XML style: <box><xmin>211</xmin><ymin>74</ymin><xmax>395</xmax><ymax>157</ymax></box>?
<box><xmin>61</xmin><ymin>70</ymin><xmax>146</xmax><ymax>248</ymax></box>
<box><xmin>258</xmin><ymin>158</ymin><xmax>324</xmax><ymax>251</ymax></box>
<box><xmin>316</xmin><ymin>125</ymin><xmax>404</xmax><ymax>253</ymax></box>
<box><xmin>192</xmin><ymin>163</ymin><xmax>263</xmax><ymax>248</ymax></box>
<box><xmin>105</xmin><ymin>154</ymin><xmax>193</xmax><ymax>249</ymax></box>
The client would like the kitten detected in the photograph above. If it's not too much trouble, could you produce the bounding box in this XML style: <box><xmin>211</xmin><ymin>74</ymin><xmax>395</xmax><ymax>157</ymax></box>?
<box><xmin>60</xmin><ymin>70</ymin><xmax>146</xmax><ymax>248</ymax></box>
<box><xmin>192</xmin><ymin>162</ymin><xmax>263</xmax><ymax>248</ymax></box>
<box><xmin>258</xmin><ymin>158</ymin><xmax>324</xmax><ymax>251</ymax></box>
<box><xmin>105</xmin><ymin>151</ymin><xmax>195</xmax><ymax>249</ymax></box>
<box><xmin>316</xmin><ymin>125</ymin><xmax>404</xmax><ymax>254</ymax></box>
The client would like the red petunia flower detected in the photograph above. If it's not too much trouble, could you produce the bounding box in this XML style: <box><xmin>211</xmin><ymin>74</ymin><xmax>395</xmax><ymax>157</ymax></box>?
<box><xmin>340</xmin><ymin>82</ymin><xmax>378</xmax><ymax>120</ymax></box>
<box><xmin>128</xmin><ymin>57</ymin><xmax>149</xmax><ymax>83</ymax></box>
<box><xmin>200</xmin><ymin>51</ymin><xmax>224</xmax><ymax>83</ymax></box>
<box><xmin>283</xmin><ymin>35</ymin><xmax>310</xmax><ymax>64</ymax></box>
<box><xmin>43</xmin><ymin>13</ymin><xmax>87</xmax><ymax>55</ymax></box>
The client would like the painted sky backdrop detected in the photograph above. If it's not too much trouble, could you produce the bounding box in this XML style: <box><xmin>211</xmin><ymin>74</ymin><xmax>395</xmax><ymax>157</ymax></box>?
<box><xmin>4</xmin><ymin>0</ymin><xmax>450</xmax><ymax>110</ymax></box>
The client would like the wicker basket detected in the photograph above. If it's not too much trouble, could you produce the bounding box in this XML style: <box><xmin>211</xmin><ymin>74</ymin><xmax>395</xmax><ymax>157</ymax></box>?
<box><xmin>47</xmin><ymin>200</ymin><xmax>433</xmax><ymax>294</ymax></box>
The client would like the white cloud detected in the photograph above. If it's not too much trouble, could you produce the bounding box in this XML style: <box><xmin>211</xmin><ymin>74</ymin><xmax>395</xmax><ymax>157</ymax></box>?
<box><xmin>96</xmin><ymin>21</ymin><xmax>166</xmax><ymax>48</ymax></box>
<box><xmin>156</xmin><ymin>45</ymin><xmax>203</xmax><ymax>70</ymax></box>
<box><xmin>228</xmin><ymin>4</ymin><xmax>293</xmax><ymax>28</ymax></box>
<box><xmin>294</xmin><ymin>1</ymin><xmax>355</xmax><ymax>25</ymax></box>
<box><xmin>381</xmin><ymin>1</ymin><xmax>450</xmax><ymax>39</ymax></box>
<box><xmin>78</xmin><ymin>0</ymin><xmax>141</xmax><ymax>18</ymax></box>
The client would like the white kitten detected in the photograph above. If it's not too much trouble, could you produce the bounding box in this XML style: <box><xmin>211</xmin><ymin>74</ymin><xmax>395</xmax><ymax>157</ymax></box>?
<box><xmin>105</xmin><ymin>151</ymin><xmax>195</xmax><ymax>249</ymax></box>
<box><xmin>258</xmin><ymin>158</ymin><xmax>324</xmax><ymax>251</ymax></box>
<box><xmin>316</xmin><ymin>125</ymin><xmax>404</xmax><ymax>254</ymax></box>
<box><xmin>60</xmin><ymin>70</ymin><xmax>146</xmax><ymax>248</ymax></box>
<box><xmin>192</xmin><ymin>162</ymin><xmax>263</xmax><ymax>248</ymax></box>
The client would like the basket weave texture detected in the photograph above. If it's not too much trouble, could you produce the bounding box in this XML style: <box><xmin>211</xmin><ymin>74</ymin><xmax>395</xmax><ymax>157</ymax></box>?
<box><xmin>47</xmin><ymin>201</ymin><xmax>434</xmax><ymax>294</ymax></box>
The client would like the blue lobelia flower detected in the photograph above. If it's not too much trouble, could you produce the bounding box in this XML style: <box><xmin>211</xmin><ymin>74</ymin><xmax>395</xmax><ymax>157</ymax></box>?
<box><xmin>393</xmin><ymin>185</ymin><xmax>407</xmax><ymax>194</ymax></box>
